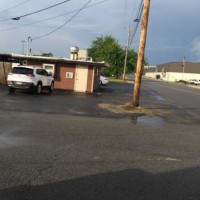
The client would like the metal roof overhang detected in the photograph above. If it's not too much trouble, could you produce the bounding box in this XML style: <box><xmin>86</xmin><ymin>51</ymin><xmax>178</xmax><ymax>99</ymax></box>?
<box><xmin>0</xmin><ymin>54</ymin><xmax>26</xmax><ymax>63</ymax></box>
<box><xmin>0</xmin><ymin>53</ymin><xmax>108</xmax><ymax>67</ymax></box>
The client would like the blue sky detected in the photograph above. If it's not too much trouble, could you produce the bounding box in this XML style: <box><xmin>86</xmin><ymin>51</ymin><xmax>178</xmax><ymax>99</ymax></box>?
<box><xmin>0</xmin><ymin>0</ymin><xmax>199</xmax><ymax>65</ymax></box>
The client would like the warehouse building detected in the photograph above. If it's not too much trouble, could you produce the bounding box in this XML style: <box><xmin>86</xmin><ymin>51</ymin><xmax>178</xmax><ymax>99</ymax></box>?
<box><xmin>144</xmin><ymin>62</ymin><xmax>200</xmax><ymax>82</ymax></box>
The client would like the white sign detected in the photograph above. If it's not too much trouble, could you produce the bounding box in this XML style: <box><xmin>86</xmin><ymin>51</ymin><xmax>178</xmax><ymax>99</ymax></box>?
<box><xmin>66</xmin><ymin>72</ymin><xmax>73</xmax><ymax>79</ymax></box>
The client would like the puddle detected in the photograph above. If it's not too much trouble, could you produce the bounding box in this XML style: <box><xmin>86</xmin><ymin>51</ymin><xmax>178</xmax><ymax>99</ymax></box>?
<box><xmin>149</xmin><ymin>91</ymin><xmax>165</xmax><ymax>101</ymax></box>
<box><xmin>155</xmin><ymin>95</ymin><xmax>165</xmax><ymax>101</ymax></box>
<box><xmin>6</xmin><ymin>99</ymin><xmax>17</xmax><ymax>103</ymax></box>
<box><xmin>147</xmin><ymin>157</ymin><xmax>181</xmax><ymax>162</ymax></box>
<box><xmin>0</xmin><ymin>132</ymin><xmax>26</xmax><ymax>149</ymax></box>
<box><xmin>120</xmin><ymin>116</ymin><xmax>164</xmax><ymax>126</ymax></box>
<box><xmin>69</xmin><ymin>109</ymin><xmax>86</xmax><ymax>115</ymax></box>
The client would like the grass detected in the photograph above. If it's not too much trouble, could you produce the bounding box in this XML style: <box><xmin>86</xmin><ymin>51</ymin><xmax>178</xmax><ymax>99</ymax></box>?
<box><xmin>108</xmin><ymin>77</ymin><xmax>124</xmax><ymax>83</ymax></box>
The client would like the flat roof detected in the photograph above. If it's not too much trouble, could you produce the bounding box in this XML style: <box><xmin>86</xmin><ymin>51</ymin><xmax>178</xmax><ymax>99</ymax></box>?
<box><xmin>144</xmin><ymin>62</ymin><xmax>200</xmax><ymax>74</ymax></box>
<box><xmin>0</xmin><ymin>53</ymin><xmax>108</xmax><ymax>67</ymax></box>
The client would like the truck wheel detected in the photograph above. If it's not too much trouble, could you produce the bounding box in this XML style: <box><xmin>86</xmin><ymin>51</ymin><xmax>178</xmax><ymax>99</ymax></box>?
<box><xmin>49</xmin><ymin>82</ymin><xmax>54</xmax><ymax>94</ymax></box>
<box><xmin>35</xmin><ymin>83</ymin><xmax>42</xmax><ymax>95</ymax></box>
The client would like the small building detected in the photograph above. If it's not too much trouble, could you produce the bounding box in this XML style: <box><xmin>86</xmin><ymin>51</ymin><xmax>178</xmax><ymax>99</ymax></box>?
<box><xmin>0</xmin><ymin>52</ymin><xmax>107</xmax><ymax>93</ymax></box>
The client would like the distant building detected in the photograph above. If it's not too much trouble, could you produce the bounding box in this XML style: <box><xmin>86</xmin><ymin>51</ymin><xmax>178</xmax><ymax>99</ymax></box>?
<box><xmin>144</xmin><ymin>62</ymin><xmax>200</xmax><ymax>82</ymax></box>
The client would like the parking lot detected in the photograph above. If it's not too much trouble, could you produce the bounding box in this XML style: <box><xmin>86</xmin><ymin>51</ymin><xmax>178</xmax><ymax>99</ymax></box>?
<box><xmin>0</xmin><ymin>83</ymin><xmax>135</xmax><ymax>119</ymax></box>
<box><xmin>1</xmin><ymin>80</ymin><xmax>200</xmax><ymax>200</ymax></box>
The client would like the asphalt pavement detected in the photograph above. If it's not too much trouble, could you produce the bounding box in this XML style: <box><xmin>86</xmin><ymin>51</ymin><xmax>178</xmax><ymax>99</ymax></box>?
<box><xmin>1</xmin><ymin>79</ymin><xmax>200</xmax><ymax>200</ymax></box>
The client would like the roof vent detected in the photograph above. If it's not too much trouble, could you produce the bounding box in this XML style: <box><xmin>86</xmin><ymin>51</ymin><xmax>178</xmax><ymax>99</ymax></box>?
<box><xmin>70</xmin><ymin>46</ymin><xmax>79</xmax><ymax>60</ymax></box>
<box><xmin>70</xmin><ymin>46</ymin><xmax>79</xmax><ymax>54</ymax></box>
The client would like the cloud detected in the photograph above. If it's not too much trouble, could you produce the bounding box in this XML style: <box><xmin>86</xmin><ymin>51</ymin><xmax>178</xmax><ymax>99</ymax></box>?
<box><xmin>1</xmin><ymin>0</ymin><xmax>200</xmax><ymax>65</ymax></box>
<box><xmin>192</xmin><ymin>38</ymin><xmax>200</xmax><ymax>61</ymax></box>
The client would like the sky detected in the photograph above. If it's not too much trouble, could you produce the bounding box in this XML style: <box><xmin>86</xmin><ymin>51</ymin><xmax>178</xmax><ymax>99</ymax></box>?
<box><xmin>0</xmin><ymin>0</ymin><xmax>200</xmax><ymax>65</ymax></box>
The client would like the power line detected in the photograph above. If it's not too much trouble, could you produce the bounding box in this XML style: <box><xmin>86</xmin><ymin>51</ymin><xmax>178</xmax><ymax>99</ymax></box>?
<box><xmin>32</xmin><ymin>0</ymin><xmax>93</xmax><ymax>40</ymax></box>
<box><xmin>129</xmin><ymin>0</ymin><xmax>143</xmax><ymax>47</ymax></box>
<box><xmin>131</xmin><ymin>0</ymin><xmax>137</xmax><ymax>19</ymax></box>
<box><xmin>0</xmin><ymin>0</ymin><xmax>71</xmax><ymax>22</ymax></box>
<box><xmin>0</xmin><ymin>0</ymin><xmax>108</xmax><ymax>32</ymax></box>
<box><xmin>123</xmin><ymin>0</ymin><xmax>128</xmax><ymax>27</ymax></box>
<box><xmin>129</xmin><ymin>7</ymin><xmax>143</xmax><ymax>47</ymax></box>
<box><xmin>0</xmin><ymin>0</ymin><xmax>32</xmax><ymax>14</ymax></box>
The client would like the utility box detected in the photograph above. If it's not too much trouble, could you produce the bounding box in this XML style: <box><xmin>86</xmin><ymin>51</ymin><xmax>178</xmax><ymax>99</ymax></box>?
<box><xmin>78</xmin><ymin>49</ymin><xmax>88</xmax><ymax>61</ymax></box>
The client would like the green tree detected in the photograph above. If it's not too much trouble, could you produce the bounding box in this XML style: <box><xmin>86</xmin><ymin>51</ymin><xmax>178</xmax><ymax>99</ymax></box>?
<box><xmin>88</xmin><ymin>35</ymin><xmax>148</xmax><ymax>77</ymax></box>
<box><xmin>88</xmin><ymin>35</ymin><xmax>123</xmax><ymax>77</ymax></box>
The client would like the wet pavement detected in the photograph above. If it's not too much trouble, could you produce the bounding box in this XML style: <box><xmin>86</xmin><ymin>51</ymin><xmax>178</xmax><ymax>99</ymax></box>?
<box><xmin>0</xmin><ymin>83</ymin><xmax>135</xmax><ymax>119</ymax></box>
<box><xmin>1</xmin><ymin>80</ymin><xmax>200</xmax><ymax>200</ymax></box>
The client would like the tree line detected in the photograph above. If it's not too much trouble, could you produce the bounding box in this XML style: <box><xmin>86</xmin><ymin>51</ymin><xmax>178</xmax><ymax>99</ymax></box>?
<box><xmin>88</xmin><ymin>35</ymin><xmax>148</xmax><ymax>78</ymax></box>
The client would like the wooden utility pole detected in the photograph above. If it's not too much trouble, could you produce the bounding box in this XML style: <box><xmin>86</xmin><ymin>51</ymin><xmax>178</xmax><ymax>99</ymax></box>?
<box><xmin>133</xmin><ymin>0</ymin><xmax>151</xmax><ymax>107</ymax></box>
<box><xmin>123</xmin><ymin>27</ymin><xmax>133</xmax><ymax>81</ymax></box>
<box><xmin>21</xmin><ymin>40</ymin><xmax>26</xmax><ymax>55</ymax></box>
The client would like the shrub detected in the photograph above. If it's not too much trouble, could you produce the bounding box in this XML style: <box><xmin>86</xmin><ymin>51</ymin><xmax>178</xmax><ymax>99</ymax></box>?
<box><xmin>156</xmin><ymin>75</ymin><xmax>160</xmax><ymax>79</ymax></box>
<box><xmin>178</xmin><ymin>80</ymin><xmax>187</xmax><ymax>84</ymax></box>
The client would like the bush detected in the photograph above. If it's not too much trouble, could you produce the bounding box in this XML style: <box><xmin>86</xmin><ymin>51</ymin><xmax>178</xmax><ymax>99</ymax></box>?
<box><xmin>156</xmin><ymin>75</ymin><xmax>160</xmax><ymax>79</ymax></box>
<box><xmin>177</xmin><ymin>80</ymin><xmax>187</xmax><ymax>84</ymax></box>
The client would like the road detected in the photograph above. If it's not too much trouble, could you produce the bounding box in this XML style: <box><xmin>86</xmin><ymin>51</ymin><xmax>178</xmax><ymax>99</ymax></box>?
<box><xmin>141</xmin><ymin>78</ymin><xmax>200</xmax><ymax>123</ymax></box>
<box><xmin>0</xmin><ymin>79</ymin><xmax>200</xmax><ymax>200</ymax></box>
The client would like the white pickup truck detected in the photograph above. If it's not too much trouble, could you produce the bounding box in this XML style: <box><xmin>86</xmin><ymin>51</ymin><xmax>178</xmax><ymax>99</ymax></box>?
<box><xmin>7</xmin><ymin>66</ymin><xmax>54</xmax><ymax>94</ymax></box>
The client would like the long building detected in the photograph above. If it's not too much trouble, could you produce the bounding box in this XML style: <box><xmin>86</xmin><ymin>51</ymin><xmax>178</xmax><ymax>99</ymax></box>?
<box><xmin>144</xmin><ymin>62</ymin><xmax>200</xmax><ymax>82</ymax></box>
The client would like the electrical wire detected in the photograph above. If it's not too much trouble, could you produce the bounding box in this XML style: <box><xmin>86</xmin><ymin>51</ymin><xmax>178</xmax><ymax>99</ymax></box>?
<box><xmin>0</xmin><ymin>0</ymin><xmax>108</xmax><ymax>32</ymax></box>
<box><xmin>131</xmin><ymin>0</ymin><xmax>137</xmax><ymax>20</ymax></box>
<box><xmin>133</xmin><ymin>0</ymin><xmax>143</xmax><ymax>22</ymax></box>
<box><xmin>0</xmin><ymin>0</ymin><xmax>71</xmax><ymax>22</ymax></box>
<box><xmin>0</xmin><ymin>0</ymin><xmax>32</xmax><ymax>14</ymax></box>
<box><xmin>129</xmin><ymin>0</ymin><xmax>143</xmax><ymax>47</ymax></box>
<box><xmin>32</xmin><ymin>0</ymin><xmax>92</xmax><ymax>40</ymax></box>
<box><xmin>129</xmin><ymin>6</ymin><xmax>143</xmax><ymax>47</ymax></box>
<box><xmin>124</xmin><ymin>0</ymin><xmax>128</xmax><ymax>27</ymax></box>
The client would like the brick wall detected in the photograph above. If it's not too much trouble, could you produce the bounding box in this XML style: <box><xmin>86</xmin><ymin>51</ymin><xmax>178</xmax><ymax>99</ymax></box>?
<box><xmin>26</xmin><ymin>60</ymin><xmax>43</xmax><ymax>67</ymax></box>
<box><xmin>27</xmin><ymin>60</ymin><xmax>76</xmax><ymax>90</ymax></box>
<box><xmin>86</xmin><ymin>66</ymin><xmax>94</xmax><ymax>92</ymax></box>
<box><xmin>54</xmin><ymin>63</ymin><xmax>75</xmax><ymax>90</ymax></box>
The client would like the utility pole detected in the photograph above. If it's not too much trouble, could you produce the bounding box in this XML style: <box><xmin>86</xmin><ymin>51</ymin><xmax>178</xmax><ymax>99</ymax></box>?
<box><xmin>182</xmin><ymin>56</ymin><xmax>186</xmax><ymax>80</ymax></box>
<box><xmin>123</xmin><ymin>26</ymin><xmax>133</xmax><ymax>81</ymax></box>
<box><xmin>26</xmin><ymin>36</ymin><xmax>32</xmax><ymax>56</ymax></box>
<box><xmin>21</xmin><ymin>40</ymin><xmax>25</xmax><ymax>55</ymax></box>
<box><xmin>133</xmin><ymin>0</ymin><xmax>151</xmax><ymax>107</ymax></box>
